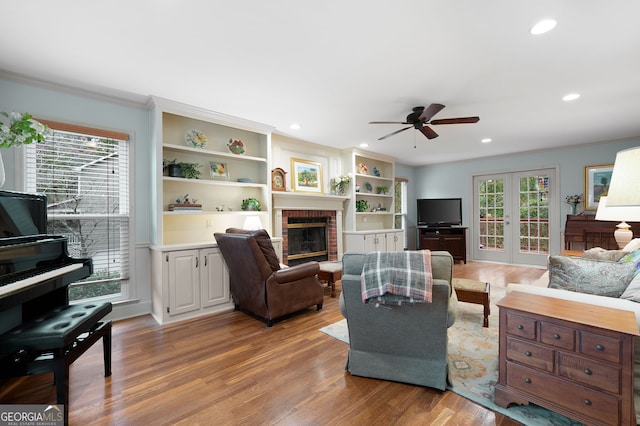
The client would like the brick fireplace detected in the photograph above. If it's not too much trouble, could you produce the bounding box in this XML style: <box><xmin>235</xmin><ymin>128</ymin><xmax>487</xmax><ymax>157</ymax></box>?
<box><xmin>282</xmin><ymin>210</ymin><xmax>337</xmax><ymax>265</ymax></box>
<box><xmin>272</xmin><ymin>192</ymin><xmax>347</xmax><ymax>265</ymax></box>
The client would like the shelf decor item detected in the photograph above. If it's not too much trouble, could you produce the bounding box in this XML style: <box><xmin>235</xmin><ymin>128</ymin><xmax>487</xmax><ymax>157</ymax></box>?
<box><xmin>241</xmin><ymin>197</ymin><xmax>261</xmax><ymax>211</ymax></box>
<box><xmin>376</xmin><ymin>186</ymin><xmax>388</xmax><ymax>195</ymax></box>
<box><xmin>356</xmin><ymin>199</ymin><xmax>369</xmax><ymax>212</ymax></box>
<box><xmin>271</xmin><ymin>167</ymin><xmax>287</xmax><ymax>191</ymax></box>
<box><xmin>364</xmin><ymin>182</ymin><xmax>373</xmax><ymax>192</ymax></box>
<box><xmin>330</xmin><ymin>174</ymin><xmax>351</xmax><ymax>195</ymax></box>
<box><xmin>291</xmin><ymin>158</ymin><xmax>323</xmax><ymax>193</ymax></box>
<box><xmin>179</xmin><ymin>162</ymin><xmax>202</xmax><ymax>179</ymax></box>
<box><xmin>210</xmin><ymin>161</ymin><xmax>229</xmax><ymax>179</ymax></box>
<box><xmin>584</xmin><ymin>164</ymin><xmax>613</xmax><ymax>210</ymax></box>
<box><xmin>184</xmin><ymin>129</ymin><xmax>207</xmax><ymax>148</ymax></box>
<box><xmin>357</xmin><ymin>162</ymin><xmax>368</xmax><ymax>174</ymax></box>
<box><xmin>227</xmin><ymin>138</ymin><xmax>245</xmax><ymax>155</ymax></box>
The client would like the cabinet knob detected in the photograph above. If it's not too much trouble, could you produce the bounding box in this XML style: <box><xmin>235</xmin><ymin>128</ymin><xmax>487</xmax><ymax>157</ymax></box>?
<box><xmin>584</xmin><ymin>369</ymin><xmax>592</xmax><ymax>376</ymax></box>
<box><xmin>553</xmin><ymin>333</ymin><xmax>560</xmax><ymax>340</ymax></box>
<box><xmin>524</xmin><ymin>378</ymin><xmax>531</xmax><ymax>384</ymax></box>
<box><xmin>595</xmin><ymin>344</ymin><xmax>604</xmax><ymax>351</ymax></box>
<box><xmin>584</xmin><ymin>399</ymin><xmax>592</xmax><ymax>406</ymax></box>
<box><xmin>524</xmin><ymin>351</ymin><xmax>532</xmax><ymax>357</ymax></box>
<box><xmin>517</xmin><ymin>324</ymin><xmax>523</xmax><ymax>330</ymax></box>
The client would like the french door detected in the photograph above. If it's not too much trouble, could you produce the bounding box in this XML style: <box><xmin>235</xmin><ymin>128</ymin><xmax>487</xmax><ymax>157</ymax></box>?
<box><xmin>472</xmin><ymin>168</ymin><xmax>558</xmax><ymax>267</ymax></box>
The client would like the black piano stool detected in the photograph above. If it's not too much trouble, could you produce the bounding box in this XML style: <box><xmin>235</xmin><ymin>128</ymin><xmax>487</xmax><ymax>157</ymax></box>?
<box><xmin>0</xmin><ymin>302</ymin><xmax>112</xmax><ymax>423</ymax></box>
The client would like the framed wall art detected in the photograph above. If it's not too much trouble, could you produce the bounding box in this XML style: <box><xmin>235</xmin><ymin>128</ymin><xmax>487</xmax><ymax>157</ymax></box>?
<box><xmin>210</xmin><ymin>161</ymin><xmax>229</xmax><ymax>179</ymax></box>
<box><xmin>584</xmin><ymin>164</ymin><xmax>613</xmax><ymax>210</ymax></box>
<box><xmin>291</xmin><ymin>158</ymin><xmax>322</xmax><ymax>193</ymax></box>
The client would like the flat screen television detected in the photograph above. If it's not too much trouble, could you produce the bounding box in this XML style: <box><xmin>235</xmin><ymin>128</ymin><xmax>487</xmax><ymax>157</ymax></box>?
<box><xmin>417</xmin><ymin>198</ymin><xmax>462</xmax><ymax>226</ymax></box>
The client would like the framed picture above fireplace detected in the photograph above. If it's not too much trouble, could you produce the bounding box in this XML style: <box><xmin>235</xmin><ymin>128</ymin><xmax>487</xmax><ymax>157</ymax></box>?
<box><xmin>291</xmin><ymin>158</ymin><xmax>323</xmax><ymax>193</ymax></box>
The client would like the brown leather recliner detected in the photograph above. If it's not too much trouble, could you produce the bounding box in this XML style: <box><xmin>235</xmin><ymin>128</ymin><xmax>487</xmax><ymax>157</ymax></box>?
<box><xmin>214</xmin><ymin>228</ymin><xmax>323</xmax><ymax>326</ymax></box>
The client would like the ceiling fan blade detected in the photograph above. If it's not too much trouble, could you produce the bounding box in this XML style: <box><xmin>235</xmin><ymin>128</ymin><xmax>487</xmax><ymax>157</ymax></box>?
<box><xmin>369</xmin><ymin>121</ymin><xmax>410</xmax><ymax>124</ymax></box>
<box><xmin>378</xmin><ymin>126</ymin><xmax>412</xmax><ymax>140</ymax></box>
<box><xmin>430</xmin><ymin>116</ymin><xmax>480</xmax><ymax>125</ymax></box>
<box><xmin>420</xmin><ymin>125</ymin><xmax>439</xmax><ymax>139</ymax></box>
<box><xmin>418</xmin><ymin>103</ymin><xmax>445</xmax><ymax>122</ymax></box>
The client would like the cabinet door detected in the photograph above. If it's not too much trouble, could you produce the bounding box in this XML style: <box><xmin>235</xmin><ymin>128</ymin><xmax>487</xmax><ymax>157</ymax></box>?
<box><xmin>386</xmin><ymin>231</ymin><xmax>404</xmax><ymax>251</ymax></box>
<box><xmin>364</xmin><ymin>234</ymin><xmax>379</xmax><ymax>252</ymax></box>
<box><xmin>201</xmin><ymin>248</ymin><xmax>229</xmax><ymax>308</ymax></box>
<box><xmin>168</xmin><ymin>250</ymin><xmax>201</xmax><ymax>315</ymax></box>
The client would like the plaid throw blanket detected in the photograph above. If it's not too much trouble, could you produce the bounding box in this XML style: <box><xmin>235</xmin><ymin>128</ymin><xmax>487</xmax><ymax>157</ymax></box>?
<box><xmin>361</xmin><ymin>250</ymin><xmax>433</xmax><ymax>305</ymax></box>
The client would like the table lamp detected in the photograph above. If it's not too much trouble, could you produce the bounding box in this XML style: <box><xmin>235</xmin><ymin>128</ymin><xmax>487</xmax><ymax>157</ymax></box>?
<box><xmin>242</xmin><ymin>215</ymin><xmax>263</xmax><ymax>230</ymax></box>
<box><xmin>595</xmin><ymin>196</ymin><xmax>640</xmax><ymax>248</ymax></box>
<box><xmin>600</xmin><ymin>146</ymin><xmax>640</xmax><ymax>248</ymax></box>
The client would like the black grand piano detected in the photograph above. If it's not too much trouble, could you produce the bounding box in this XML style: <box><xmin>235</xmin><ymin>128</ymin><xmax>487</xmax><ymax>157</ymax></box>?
<box><xmin>0</xmin><ymin>190</ymin><xmax>111</xmax><ymax>423</ymax></box>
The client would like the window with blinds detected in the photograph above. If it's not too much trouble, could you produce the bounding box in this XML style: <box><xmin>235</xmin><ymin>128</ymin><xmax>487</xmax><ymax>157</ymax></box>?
<box><xmin>394</xmin><ymin>178</ymin><xmax>408</xmax><ymax>247</ymax></box>
<box><xmin>24</xmin><ymin>122</ymin><xmax>130</xmax><ymax>302</ymax></box>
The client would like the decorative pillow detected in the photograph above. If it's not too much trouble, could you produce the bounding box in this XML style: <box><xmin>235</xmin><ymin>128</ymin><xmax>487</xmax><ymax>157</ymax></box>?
<box><xmin>582</xmin><ymin>247</ymin><xmax>627</xmax><ymax>262</ymax></box>
<box><xmin>623</xmin><ymin>238</ymin><xmax>640</xmax><ymax>252</ymax></box>
<box><xmin>618</xmin><ymin>249</ymin><xmax>640</xmax><ymax>279</ymax></box>
<box><xmin>548</xmin><ymin>255</ymin><xmax>636</xmax><ymax>298</ymax></box>
<box><xmin>620</xmin><ymin>274</ymin><xmax>640</xmax><ymax>302</ymax></box>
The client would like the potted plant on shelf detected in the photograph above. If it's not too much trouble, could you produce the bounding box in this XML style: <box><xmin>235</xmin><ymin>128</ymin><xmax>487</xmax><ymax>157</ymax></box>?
<box><xmin>178</xmin><ymin>162</ymin><xmax>202</xmax><ymax>179</ymax></box>
<box><xmin>241</xmin><ymin>197</ymin><xmax>261</xmax><ymax>211</ymax></box>
<box><xmin>376</xmin><ymin>186</ymin><xmax>388</xmax><ymax>195</ymax></box>
<box><xmin>356</xmin><ymin>199</ymin><xmax>369</xmax><ymax>212</ymax></box>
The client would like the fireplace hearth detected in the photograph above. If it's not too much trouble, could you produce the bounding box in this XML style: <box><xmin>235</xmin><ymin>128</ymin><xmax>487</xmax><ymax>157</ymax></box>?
<box><xmin>287</xmin><ymin>219</ymin><xmax>328</xmax><ymax>266</ymax></box>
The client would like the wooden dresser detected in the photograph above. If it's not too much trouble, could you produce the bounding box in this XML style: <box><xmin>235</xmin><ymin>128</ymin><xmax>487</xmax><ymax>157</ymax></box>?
<box><xmin>495</xmin><ymin>292</ymin><xmax>639</xmax><ymax>425</ymax></box>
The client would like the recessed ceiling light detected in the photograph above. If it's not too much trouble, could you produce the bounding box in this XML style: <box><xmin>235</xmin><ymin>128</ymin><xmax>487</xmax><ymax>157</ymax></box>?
<box><xmin>359</xmin><ymin>143</ymin><xmax>369</xmax><ymax>148</ymax></box>
<box><xmin>289</xmin><ymin>123</ymin><xmax>301</xmax><ymax>130</ymax></box>
<box><xmin>530</xmin><ymin>19</ymin><xmax>557</xmax><ymax>35</ymax></box>
<box><xmin>562</xmin><ymin>93</ymin><xmax>580</xmax><ymax>101</ymax></box>
<box><xmin>481</xmin><ymin>138</ymin><xmax>492</xmax><ymax>144</ymax></box>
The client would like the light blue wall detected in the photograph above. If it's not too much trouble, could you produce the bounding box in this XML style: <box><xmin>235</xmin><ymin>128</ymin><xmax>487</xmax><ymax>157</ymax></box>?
<box><xmin>0</xmin><ymin>77</ymin><xmax>152</xmax><ymax>243</ymax></box>
<box><xmin>403</xmin><ymin>139</ymin><xmax>640</xmax><ymax>250</ymax></box>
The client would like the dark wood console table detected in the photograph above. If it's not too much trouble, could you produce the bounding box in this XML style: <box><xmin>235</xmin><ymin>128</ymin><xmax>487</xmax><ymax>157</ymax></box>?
<box><xmin>417</xmin><ymin>226</ymin><xmax>467</xmax><ymax>264</ymax></box>
<box><xmin>564</xmin><ymin>214</ymin><xmax>640</xmax><ymax>250</ymax></box>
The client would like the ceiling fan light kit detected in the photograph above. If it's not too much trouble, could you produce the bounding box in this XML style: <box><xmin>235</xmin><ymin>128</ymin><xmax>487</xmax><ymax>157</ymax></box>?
<box><xmin>370</xmin><ymin>103</ymin><xmax>479</xmax><ymax>141</ymax></box>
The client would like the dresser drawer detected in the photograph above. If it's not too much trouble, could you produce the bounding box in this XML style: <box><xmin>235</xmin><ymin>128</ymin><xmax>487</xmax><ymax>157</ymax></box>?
<box><xmin>558</xmin><ymin>353</ymin><xmax>621</xmax><ymax>394</ymax></box>
<box><xmin>506</xmin><ymin>313</ymin><xmax>537</xmax><ymax>340</ymax></box>
<box><xmin>506</xmin><ymin>336</ymin><xmax>554</xmax><ymax>372</ymax></box>
<box><xmin>580</xmin><ymin>331</ymin><xmax>623</xmax><ymax>364</ymax></box>
<box><xmin>505</xmin><ymin>361</ymin><xmax>620</xmax><ymax>424</ymax></box>
<box><xmin>540</xmin><ymin>321</ymin><xmax>575</xmax><ymax>350</ymax></box>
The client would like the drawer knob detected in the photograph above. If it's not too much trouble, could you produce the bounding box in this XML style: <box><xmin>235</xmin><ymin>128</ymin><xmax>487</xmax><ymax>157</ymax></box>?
<box><xmin>584</xmin><ymin>399</ymin><xmax>592</xmax><ymax>406</ymax></box>
<box><xmin>517</xmin><ymin>325</ymin><xmax>523</xmax><ymax>330</ymax></box>
<box><xmin>584</xmin><ymin>369</ymin><xmax>592</xmax><ymax>375</ymax></box>
<box><xmin>595</xmin><ymin>344</ymin><xmax>604</xmax><ymax>351</ymax></box>
<box><xmin>553</xmin><ymin>333</ymin><xmax>560</xmax><ymax>340</ymax></box>
<box><xmin>524</xmin><ymin>351</ymin><xmax>532</xmax><ymax>357</ymax></box>
<box><xmin>524</xmin><ymin>378</ymin><xmax>531</xmax><ymax>384</ymax></box>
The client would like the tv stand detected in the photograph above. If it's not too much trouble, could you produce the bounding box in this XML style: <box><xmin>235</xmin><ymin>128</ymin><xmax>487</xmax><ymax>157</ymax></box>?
<box><xmin>417</xmin><ymin>226</ymin><xmax>467</xmax><ymax>264</ymax></box>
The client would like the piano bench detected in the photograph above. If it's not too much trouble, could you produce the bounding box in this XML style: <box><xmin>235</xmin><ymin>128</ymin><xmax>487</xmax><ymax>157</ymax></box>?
<box><xmin>0</xmin><ymin>302</ymin><xmax>112</xmax><ymax>423</ymax></box>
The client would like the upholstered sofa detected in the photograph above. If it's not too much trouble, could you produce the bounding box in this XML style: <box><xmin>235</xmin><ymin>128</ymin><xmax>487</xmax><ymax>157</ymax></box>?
<box><xmin>339</xmin><ymin>251</ymin><xmax>458</xmax><ymax>390</ymax></box>
<box><xmin>507</xmin><ymin>241</ymin><xmax>640</xmax><ymax>329</ymax></box>
<box><xmin>214</xmin><ymin>228</ymin><xmax>324</xmax><ymax>326</ymax></box>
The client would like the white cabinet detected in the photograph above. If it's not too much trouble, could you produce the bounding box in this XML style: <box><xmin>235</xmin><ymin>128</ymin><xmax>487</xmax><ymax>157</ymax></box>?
<box><xmin>385</xmin><ymin>230</ymin><xmax>405</xmax><ymax>251</ymax></box>
<box><xmin>152</xmin><ymin>245</ymin><xmax>231</xmax><ymax>324</ymax></box>
<box><xmin>344</xmin><ymin>230</ymin><xmax>405</xmax><ymax>253</ymax></box>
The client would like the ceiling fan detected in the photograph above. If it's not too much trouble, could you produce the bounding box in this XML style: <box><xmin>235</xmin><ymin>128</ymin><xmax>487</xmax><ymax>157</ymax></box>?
<box><xmin>370</xmin><ymin>104</ymin><xmax>479</xmax><ymax>141</ymax></box>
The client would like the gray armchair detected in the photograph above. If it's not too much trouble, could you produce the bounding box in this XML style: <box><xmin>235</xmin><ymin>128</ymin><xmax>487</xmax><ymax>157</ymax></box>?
<box><xmin>339</xmin><ymin>251</ymin><xmax>458</xmax><ymax>390</ymax></box>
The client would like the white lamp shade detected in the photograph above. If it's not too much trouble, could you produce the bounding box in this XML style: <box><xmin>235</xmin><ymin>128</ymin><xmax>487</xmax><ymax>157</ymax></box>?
<box><xmin>242</xmin><ymin>215</ymin><xmax>263</xmax><ymax>230</ymax></box>
<box><xmin>606</xmin><ymin>147</ymin><xmax>640</xmax><ymax>207</ymax></box>
<box><xmin>595</xmin><ymin>197</ymin><xmax>640</xmax><ymax>222</ymax></box>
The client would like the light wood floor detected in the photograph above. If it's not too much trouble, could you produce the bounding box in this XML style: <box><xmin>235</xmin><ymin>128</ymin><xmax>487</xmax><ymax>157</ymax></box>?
<box><xmin>0</xmin><ymin>261</ymin><xmax>545</xmax><ymax>425</ymax></box>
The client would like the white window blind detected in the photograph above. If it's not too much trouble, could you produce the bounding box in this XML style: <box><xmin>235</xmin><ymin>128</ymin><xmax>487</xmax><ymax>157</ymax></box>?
<box><xmin>24</xmin><ymin>124</ymin><xmax>130</xmax><ymax>301</ymax></box>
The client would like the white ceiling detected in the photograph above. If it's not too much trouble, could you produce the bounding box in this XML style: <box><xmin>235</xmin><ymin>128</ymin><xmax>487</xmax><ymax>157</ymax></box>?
<box><xmin>1</xmin><ymin>1</ymin><xmax>640</xmax><ymax>166</ymax></box>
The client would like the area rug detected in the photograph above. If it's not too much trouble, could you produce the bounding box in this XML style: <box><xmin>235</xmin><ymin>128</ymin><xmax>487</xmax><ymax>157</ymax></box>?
<box><xmin>319</xmin><ymin>286</ymin><xmax>584</xmax><ymax>425</ymax></box>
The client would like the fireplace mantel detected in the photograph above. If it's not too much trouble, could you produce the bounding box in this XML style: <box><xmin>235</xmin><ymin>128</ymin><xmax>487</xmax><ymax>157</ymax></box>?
<box><xmin>272</xmin><ymin>192</ymin><xmax>348</xmax><ymax>211</ymax></box>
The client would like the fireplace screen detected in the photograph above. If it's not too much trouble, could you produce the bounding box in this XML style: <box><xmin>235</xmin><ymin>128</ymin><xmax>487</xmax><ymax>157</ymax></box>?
<box><xmin>287</xmin><ymin>219</ymin><xmax>328</xmax><ymax>265</ymax></box>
